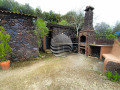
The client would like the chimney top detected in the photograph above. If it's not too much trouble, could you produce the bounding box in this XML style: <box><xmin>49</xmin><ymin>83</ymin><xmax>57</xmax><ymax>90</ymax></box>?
<box><xmin>85</xmin><ymin>6</ymin><xmax>94</xmax><ymax>11</ymax></box>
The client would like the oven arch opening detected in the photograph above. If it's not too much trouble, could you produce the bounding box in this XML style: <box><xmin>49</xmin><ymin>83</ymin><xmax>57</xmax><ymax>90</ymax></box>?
<box><xmin>80</xmin><ymin>35</ymin><xmax>86</xmax><ymax>43</ymax></box>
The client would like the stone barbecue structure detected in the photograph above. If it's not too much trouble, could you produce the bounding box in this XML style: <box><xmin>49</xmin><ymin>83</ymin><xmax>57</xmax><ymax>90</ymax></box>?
<box><xmin>0</xmin><ymin>10</ymin><xmax>39</xmax><ymax>61</ymax></box>
<box><xmin>78</xmin><ymin>6</ymin><xmax>96</xmax><ymax>55</ymax></box>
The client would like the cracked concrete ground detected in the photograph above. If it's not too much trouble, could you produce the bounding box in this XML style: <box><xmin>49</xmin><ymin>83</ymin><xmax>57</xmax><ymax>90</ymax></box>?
<box><xmin>0</xmin><ymin>53</ymin><xmax>120</xmax><ymax>90</ymax></box>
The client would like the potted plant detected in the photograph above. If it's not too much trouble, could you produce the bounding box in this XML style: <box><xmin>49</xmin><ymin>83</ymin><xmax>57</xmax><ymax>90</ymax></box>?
<box><xmin>0</xmin><ymin>26</ymin><xmax>11</xmax><ymax>70</ymax></box>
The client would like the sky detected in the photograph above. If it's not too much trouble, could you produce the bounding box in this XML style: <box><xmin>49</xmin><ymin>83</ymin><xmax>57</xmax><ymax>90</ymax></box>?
<box><xmin>15</xmin><ymin>0</ymin><xmax>120</xmax><ymax>27</ymax></box>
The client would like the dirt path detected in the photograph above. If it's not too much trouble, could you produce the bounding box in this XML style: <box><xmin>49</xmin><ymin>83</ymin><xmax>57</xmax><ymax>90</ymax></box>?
<box><xmin>0</xmin><ymin>54</ymin><xmax>120</xmax><ymax>90</ymax></box>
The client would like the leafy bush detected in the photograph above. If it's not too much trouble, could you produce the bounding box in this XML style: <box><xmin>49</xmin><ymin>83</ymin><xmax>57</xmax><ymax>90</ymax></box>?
<box><xmin>106</xmin><ymin>34</ymin><xmax>117</xmax><ymax>39</ymax></box>
<box><xmin>105</xmin><ymin>71</ymin><xmax>120</xmax><ymax>81</ymax></box>
<box><xmin>58</xmin><ymin>19</ymin><xmax>68</xmax><ymax>25</ymax></box>
<box><xmin>36</xmin><ymin>18</ymin><xmax>49</xmax><ymax>37</ymax></box>
<box><xmin>35</xmin><ymin>18</ymin><xmax>49</xmax><ymax>47</ymax></box>
<box><xmin>0</xmin><ymin>26</ymin><xmax>11</xmax><ymax>61</ymax></box>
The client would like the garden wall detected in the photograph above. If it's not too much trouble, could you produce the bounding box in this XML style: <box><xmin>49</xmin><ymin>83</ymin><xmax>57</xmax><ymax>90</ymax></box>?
<box><xmin>0</xmin><ymin>10</ymin><xmax>39</xmax><ymax>61</ymax></box>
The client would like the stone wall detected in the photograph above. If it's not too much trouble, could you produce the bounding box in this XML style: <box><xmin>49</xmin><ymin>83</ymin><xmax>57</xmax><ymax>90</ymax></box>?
<box><xmin>47</xmin><ymin>23</ymin><xmax>76</xmax><ymax>38</ymax></box>
<box><xmin>52</xmin><ymin>27</ymin><xmax>76</xmax><ymax>38</ymax></box>
<box><xmin>47</xmin><ymin>23</ymin><xmax>78</xmax><ymax>52</ymax></box>
<box><xmin>0</xmin><ymin>12</ymin><xmax>39</xmax><ymax>61</ymax></box>
<box><xmin>95</xmin><ymin>38</ymin><xmax>114</xmax><ymax>45</ymax></box>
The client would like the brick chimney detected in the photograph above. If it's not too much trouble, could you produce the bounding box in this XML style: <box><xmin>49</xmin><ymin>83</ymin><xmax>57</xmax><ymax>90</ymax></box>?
<box><xmin>82</xmin><ymin>6</ymin><xmax>94</xmax><ymax>30</ymax></box>
<box><xmin>78</xmin><ymin>6</ymin><xmax>96</xmax><ymax>56</ymax></box>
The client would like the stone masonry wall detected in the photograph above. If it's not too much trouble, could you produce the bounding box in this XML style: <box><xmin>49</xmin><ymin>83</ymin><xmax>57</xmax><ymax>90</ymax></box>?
<box><xmin>0</xmin><ymin>12</ymin><xmax>39</xmax><ymax>61</ymax></box>
<box><xmin>52</xmin><ymin>27</ymin><xmax>76</xmax><ymax>38</ymax></box>
<box><xmin>95</xmin><ymin>38</ymin><xmax>114</xmax><ymax>45</ymax></box>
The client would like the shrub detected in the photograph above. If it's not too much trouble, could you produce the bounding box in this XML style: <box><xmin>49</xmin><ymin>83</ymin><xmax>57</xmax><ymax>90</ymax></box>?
<box><xmin>105</xmin><ymin>71</ymin><xmax>120</xmax><ymax>81</ymax></box>
<box><xmin>106</xmin><ymin>34</ymin><xmax>117</xmax><ymax>39</ymax></box>
<box><xmin>35</xmin><ymin>18</ymin><xmax>49</xmax><ymax>47</ymax></box>
<box><xmin>36</xmin><ymin>18</ymin><xmax>49</xmax><ymax>37</ymax></box>
<box><xmin>0</xmin><ymin>26</ymin><xmax>11</xmax><ymax>61</ymax></box>
<box><xmin>58</xmin><ymin>19</ymin><xmax>68</xmax><ymax>25</ymax></box>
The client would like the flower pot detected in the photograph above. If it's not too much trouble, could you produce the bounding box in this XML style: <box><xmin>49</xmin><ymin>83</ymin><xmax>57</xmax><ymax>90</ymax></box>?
<box><xmin>0</xmin><ymin>60</ymin><xmax>10</xmax><ymax>70</ymax></box>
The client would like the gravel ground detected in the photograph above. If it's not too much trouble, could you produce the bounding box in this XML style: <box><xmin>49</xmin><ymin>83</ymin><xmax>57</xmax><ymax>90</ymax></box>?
<box><xmin>0</xmin><ymin>53</ymin><xmax>120</xmax><ymax>90</ymax></box>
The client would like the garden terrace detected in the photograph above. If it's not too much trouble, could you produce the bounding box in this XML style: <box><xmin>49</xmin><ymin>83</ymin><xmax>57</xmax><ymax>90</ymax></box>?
<box><xmin>0</xmin><ymin>10</ymin><xmax>39</xmax><ymax>61</ymax></box>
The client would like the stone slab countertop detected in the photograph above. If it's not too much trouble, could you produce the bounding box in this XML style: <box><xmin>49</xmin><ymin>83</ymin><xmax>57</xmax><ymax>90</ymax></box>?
<box><xmin>89</xmin><ymin>44</ymin><xmax>113</xmax><ymax>47</ymax></box>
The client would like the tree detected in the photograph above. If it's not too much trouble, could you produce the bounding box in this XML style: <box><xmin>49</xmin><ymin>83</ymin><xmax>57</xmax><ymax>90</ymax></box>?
<box><xmin>23</xmin><ymin>3</ymin><xmax>35</xmax><ymax>15</ymax></box>
<box><xmin>0</xmin><ymin>0</ymin><xmax>11</xmax><ymax>10</ymax></box>
<box><xmin>58</xmin><ymin>19</ymin><xmax>68</xmax><ymax>25</ymax></box>
<box><xmin>95</xmin><ymin>22</ymin><xmax>112</xmax><ymax>38</ymax></box>
<box><xmin>95</xmin><ymin>22</ymin><xmax>110</xmax><ymax>32</ymax></box>
<box><xmin>61</xmin><ymin>12</ymin><xmax>74</xmax><ymax>24</ymax></box>
<box><xmin>63</xmin><ymin>11</ymin><xmax>84</xmax><ymax>36</ymax></box>
<box><xmin>113</xmin><ymin>22</ymin><xmax>120</xmax><ymax>34</ymax></box>
<box><xmin>0</xmin><ymin>0</ymin><xmax>36</xmax><ymax>15</ymax></box>
<box><xmin>35</xmin><ymin>7</ymin><xmax>43</xmax><ymax>18</ymax></box>
<box><xmin>42</xmin><ymin>10</ymin><xmax>61</xmax><ymax>24</ymax></box>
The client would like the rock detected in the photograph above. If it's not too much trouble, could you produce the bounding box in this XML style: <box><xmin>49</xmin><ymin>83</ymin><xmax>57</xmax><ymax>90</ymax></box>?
<box><xmin>106</xmin><ymin>61</ymin><xmax>120</xmax><ymax>74</ymax></box>
<box><xmin>14</xmin><ymin>58</ymin><xmax>19</xmax><ymax>61</ymax></box>
<box><xmin>33</xmin><ymin>48</ymin><xmax>38</xmax><ymax>51</ymax></box>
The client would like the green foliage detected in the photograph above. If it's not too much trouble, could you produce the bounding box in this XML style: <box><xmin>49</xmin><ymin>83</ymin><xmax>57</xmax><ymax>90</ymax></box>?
<box><xmin>62</xmin><ymin>11</ymin><xmax>84</xmax><ymax>26</ymax></box>
<box><xmin>36</xmin><ymin>18</ymin><xmax>49</xmax><ymax>37</ymax></box>
<box><xmin>58</xmin><ymin>19</ymin><xmax>68</xmax><ymax>25</ymax></box>
<box><xmin>26</xmin><ymin>30</ymin><xmax>37</xmax><ymax>36</ymax></box>
<box><xmin>0</xmin><ymin>0</ymin><xmax>36</xmax><ymax>15</ymax></box>
<box><xmin>0</xmin><ymin>0</ymin><xmax>85</xmax><ymax>26</ymax></box>
<box><xmin>113</xmin><ymin>22</ymin><xmax>120</xmax><ymax>34</ymax></box>
<box><xmin>95</xmin><ymin>22</ymin><xmax>113</xmax><ymax>39</ymax></box>
<box><xmin>42</xmin><ymin>11</ymin><xmax>61</xmax><ymax>24</ymax></box>
<box><xmin>119</xmin><ymin>42</ymin><xmax>120</xmax><ymax>45</ymax></box>
<box><xmin>62</xmin><ymin>11</ymin><xmax>76</xmax><ymax>24</ymax></box>
<box><xmin>95</xmin><ymin>22</ymin><xmax>110</xmax><ymax>33</ymax></box>
<box><xmin>0</xmin><ymin>26</ymin><xmax>11</xmax><ymax>61</ymax></box>
<box><xmin>38</xmin><ymin>53</ymin><xmax>42</xmax><ymax>58</ymax></box>
<box><xmin>95</xmin><ymin>22</ymin><xmax>113</xmax><ymax>38</ymax></box>
<box><xmin>62</xmin><ymin>10</ymin><xmax>84</xmax><ymax>36</ymax></box>
<box><xmin>35</xmin><ymin>18</ymin><xmax>49</xmax><ymax>47</ymax></box>
<box><xmin>106</xmin><ymin>34</ymin><xmax>117</xmax><ymax>39</ymax></box>
<box><xmin>35</xmin><ymin>7</ymin><xmax>43</xmax><ymax>18</ymax></box>
<box><xmin>96</xmin><ymin>33</ymin><xmax>101</xmax><ymax>38</ymax></box>
<box><xmin>105</xmin><ymin>71</ymin><xmax>120</xmax><ymax>81</ymax></box>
